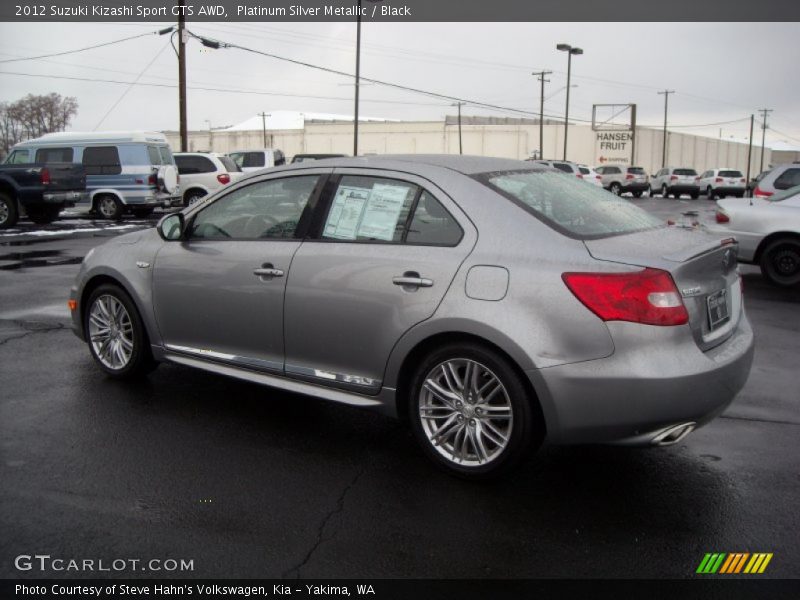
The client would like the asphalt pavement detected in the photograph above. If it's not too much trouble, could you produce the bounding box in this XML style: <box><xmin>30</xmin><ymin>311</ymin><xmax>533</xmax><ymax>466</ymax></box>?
<box><xmin>1</xmin><ymin>197</ymin><xmax>798</xmax><ymax>579</ymax></box>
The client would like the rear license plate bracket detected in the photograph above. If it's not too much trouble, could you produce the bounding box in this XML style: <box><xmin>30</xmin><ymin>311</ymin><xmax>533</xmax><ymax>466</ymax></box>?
<box><xmin>707</xmin><ymin>288</ymin><xmax>730</xmax><ymax>330</ymax></box>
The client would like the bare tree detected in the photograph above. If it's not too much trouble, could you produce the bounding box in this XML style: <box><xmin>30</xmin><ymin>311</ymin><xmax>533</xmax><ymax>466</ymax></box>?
<box><xmin>0</xmin><ymin>93</ymin><xmax>78</xmax><ymax>157</ymax></box>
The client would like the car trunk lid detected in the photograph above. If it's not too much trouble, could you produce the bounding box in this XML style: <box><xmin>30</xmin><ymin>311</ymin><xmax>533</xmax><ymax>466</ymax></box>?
<box><xmin>584</xmin><ymin>227</ymin><xmax>742</xmax><ymax>351</ymax></box>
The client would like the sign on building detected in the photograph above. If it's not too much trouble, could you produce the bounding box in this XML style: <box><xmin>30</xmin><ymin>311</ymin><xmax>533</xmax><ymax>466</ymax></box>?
<box><xmin>592</xmin><ymin>104</ymin><xmax>636</xmax><ymax>166</ymax></box>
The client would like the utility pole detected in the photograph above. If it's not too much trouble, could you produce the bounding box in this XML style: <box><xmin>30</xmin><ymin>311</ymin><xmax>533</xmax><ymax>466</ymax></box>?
<box><xmin>259</xmin><ymin>112</ymin><xmax>268</xmax><ymax>148</ymax></box>
<box><xmin>533</xmin><ymin>70</ymin><xmax>551</xmax><ymax>159</ymax></box>
<box><xmin>657</xmin><ymin>90</ymin><xmax>674</xmax><ymax>168</ymax></box>
<box><xmin>758</xmin><ymin>108</ymin><xmax>773</xmax><ymax>174</ymax></box>
<box><xmin>354</xmin><ymin>0</ymin><xmax>363</xmax><ymax>156</ymax></box>
<box><xmin>452</xmin><ymin>102</ymin><xmax>465</xmax><ymax>154</ymax></box>
<box><xmin>177</xmin><ymin>9</ymin><xmax>187</xmax><ymax>152</ymax></box>
<box><xmin>746</xmin><ymin>114</ymin><xmax>754</xmax><ymax>199</ymax></box>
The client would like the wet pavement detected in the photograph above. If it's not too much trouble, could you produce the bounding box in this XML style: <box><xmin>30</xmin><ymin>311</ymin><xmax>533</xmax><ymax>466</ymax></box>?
<box><xmin>1</xmin><ymin>199</ymin><xmax>798</xmax><ymax>579</ymax></box>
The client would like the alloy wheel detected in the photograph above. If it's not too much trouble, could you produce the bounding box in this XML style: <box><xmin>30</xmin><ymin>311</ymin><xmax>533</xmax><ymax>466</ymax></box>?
<box><xmin>88</xmin><ymin>294</ymin><xmax>134</xmax><ymax>370</ymax></box>
<box><xmin>418</xmin><ymin>358</ymin><xmax>513</xmax><ymax>467</ymax></box>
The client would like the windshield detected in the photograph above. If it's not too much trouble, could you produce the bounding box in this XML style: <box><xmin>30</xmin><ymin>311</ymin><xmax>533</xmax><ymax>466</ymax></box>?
<box><xmin>768</xmin><ymin>185</ymin><xmax>800</xmax><ymax>203</ymax></box>
<box><xmin>476</xmin><ymin>169</ymin><xmax>663</xmax><ymax>240</ymax></box>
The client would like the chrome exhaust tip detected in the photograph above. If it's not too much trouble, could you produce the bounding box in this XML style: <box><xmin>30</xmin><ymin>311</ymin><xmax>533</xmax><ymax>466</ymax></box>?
<box><xmin>651</xmin><ymin>422</ymin><xmax>696</xmax><ymax>446</ymax></box>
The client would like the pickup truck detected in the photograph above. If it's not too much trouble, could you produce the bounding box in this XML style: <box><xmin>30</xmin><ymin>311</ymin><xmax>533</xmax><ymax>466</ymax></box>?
<box><xmin>0</xmin><ymin>162</ymin><xmax>87</xmax><ymax>229</ymax></box>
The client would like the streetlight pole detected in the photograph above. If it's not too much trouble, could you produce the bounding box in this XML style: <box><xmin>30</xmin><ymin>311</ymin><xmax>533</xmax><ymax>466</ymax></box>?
<box><xmin>657</xmin><ymin>90</ymin><xmax>674</xmax><ymax>168</ymax></box>
<box><xmin>556</xmin><ymin>44</ymin><xmax>583</xmax><ymax>161</ymax></box>
<box><xmin>533</xmin><ymin>70</ymin><xmax>551</xmax><ymax>160</ymax></box>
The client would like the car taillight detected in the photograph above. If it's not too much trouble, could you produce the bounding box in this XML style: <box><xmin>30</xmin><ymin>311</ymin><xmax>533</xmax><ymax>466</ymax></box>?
<box><xmin>740</xmin><ymin>178</ymin><xmax>745</xmax><ymax>183</ymax></box>
<box><xmin>695</xmin><ymin>176</ymin><xmax>700</xmax><ymax>181</ymax></box>
<box><xmin>148</xmin><ymin>173</ymin><xmax>157</xmax><ymax>186</ymax></box>
<box><xmin>596</xmin><ymin>175</ymin><xmax>602</xmax><ymax>180</ymax></box>
<box><xmin>715</xmin><ymin>211</ymin><xmax>730</xmax><ymax>223</ymax></box>
<box><xmin>217</xmin><ymin>173</ymin><xmax>231</xmax><ymax>184</ymax></box>
<box><xmin>625</xmin><ymin>174</ymin><xmax>634</xmax><ymax>180</ymax></box>
<box><xmin>40</xmin><ymin>168</ymin><xmax>51</xmax><ymax>185</ymax></box>
<box><xmin>562</xmin><ymin>268</ymin><xmax>689</xmax><ymax>326</ymax></box>
<box><xmin>670</xmin><ymin>175</ymin><xmax>678</xmax><ymax>181</ymax></box>
<box><xmin>715</xmin><ymin>177</ymin><xmax>723</xmax><ymax>183</ymax></box>
<box><xmin>753</xmin><ymin>186</ymin><xmax>772</xmax><ymax>198</ymax></box>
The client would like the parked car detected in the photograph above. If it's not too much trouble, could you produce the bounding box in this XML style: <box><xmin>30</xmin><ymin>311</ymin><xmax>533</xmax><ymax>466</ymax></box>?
<box><xmin>6</xmin><ymin>132</ymin><xmax>181</xmax><ymax>220</ymax></box>
<box><xmin>709</xmin><ymin>185</ymin><xmax>800</xmax><ymax>287</ymax></box>
<box><xmin>174</xmin><ymin>152</ymin><xmax>244</xmax><ymax>206</ymax></box>
<box><xmin>531</xmin><ymin>160</ymin><xmax>592</xmax><ymax>183</ymax></box>
<box><xmin>69</xmin><ymin>155</ymin><xmax>753</xmax><ymax>479</ymax></box>
<box><xmin>651</xmin><ymin>167</ymin><xmax>700</xmax><ymax>199</ymax></box>
<box><xmin>228</xmin><ymin>148</ymin><xmax>286</xmax><ymax>174</ymax></box>
<box><xmin>577</xmin><ymin>164</ymin><xmax>603</xmax><ymax>187</ymax></box>
<box><xmin>291</xmin><ymin>153</ymin><xmax>347</xmax><ymax>163</ymax></box>
<box><xmin>697</xmin><ymin>168</ymin><xmax>746</xmax><ymax>199</ymax></box>
<box><xmin>595</xmin><ymin>164</ymin><xmax>649</xmax><ymax>197</ymax></box>
<box><xmin>0</xmin><ymin>160</ymin><xmax>87</xmax><ymax>228</ymax></box>
<box><xmin>751</xmin><ymin>163</ymin><xmax>800</xmax><ymax>199</ymax></box>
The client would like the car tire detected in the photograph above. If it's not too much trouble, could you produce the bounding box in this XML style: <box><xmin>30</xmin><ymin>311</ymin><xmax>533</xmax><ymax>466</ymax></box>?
<box><xmin>759</xmin><ymin>238</ymin><xmax>800</xmax><ymax>288</ymax></box>
<box><xmin>408</xmin><ymin>342</ymin><xmax>540</xmax><ymax>480</ymax></box>
<box><xmin>632</xmin><ymin>191</ymin><xmax>643</xmax><ymax>198</ymax></box>
<box><xmin>610</xmin><ymin>182</ymin><xmax>622</xmax><ymax>196</ymax></box>
<box><xmin>661</xmin><ymin>184</ymin><xmax>669</xmax><ymax>198</ymax></box>
<box><xmin>690</xmin><ymin>192</ymin><xmax>699</xmax><ymax>200</ymax></box>
<box><xmin>26</xmin><ymin>205</ymin><xmax>61</xmax><ymax>224</ymax></box>
<box><xmin>707</xmin><ymin>186</ymin><xmax>715</xmax><ymax>200</ymax></box>
<box><xmin>183</xmin><ymin>189</ymin><xmax>206</xmax><ymax>207</ymax></box>
<box><xmin>0</xmin><ymin>192</ymin><xmax>20</xmax><ymax>229</ymax></box>
<box><xmin>96</xmin><ymin>195</ymin><xmax>123</xmax><ymax>221</ymax></box>
<box><xmin>84</xmin><ymin>284</ymin><xmax>158</xmax><ymax>378</ymax></box>
<box><xmin>131</xmin><ymin>207</ymin><xmax>155</xmax><ymax>218</ymax></box>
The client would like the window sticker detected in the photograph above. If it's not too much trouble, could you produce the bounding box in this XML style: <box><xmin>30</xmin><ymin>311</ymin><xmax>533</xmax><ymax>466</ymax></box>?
<box><xmin>324</xmin><ymin>182</ymin><xmax>411</xmax><ymax>241</ymax></box>
<box><xmin>324</xmin><ymin>185</ymin><xmax>370</xmax><ymax>239</ymax></box>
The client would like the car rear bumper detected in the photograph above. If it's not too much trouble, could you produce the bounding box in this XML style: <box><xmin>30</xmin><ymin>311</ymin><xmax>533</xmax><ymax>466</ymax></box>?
<box><xmin>41</xmin><ymin>190</ymin><xmax>89</xmax><ymax>206</ymax></box>
<box><xmin>711</xmin><ymin>186</ymin><xmax>746</xmax><ymax>196</ymax></box>
<box><xmin>668</xmin><ymin>185</ymin><xmax>700</xmax><ymax>194</ymax></box>
<box><xmin>622</xmin><ymin>182</ymin><xmax>649</xmax><ymax>192</ymax></box>
<box><xmin>527</xmin><ymin>314</ymin><xmax>754</xmax><ymax>445</ymax></box>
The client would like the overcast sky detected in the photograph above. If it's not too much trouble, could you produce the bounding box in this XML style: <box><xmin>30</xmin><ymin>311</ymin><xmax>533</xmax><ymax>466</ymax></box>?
<box><xmin>0</xmin><ymin>21</ymin><xmax>799</xmax><ymax>148</ymax></box>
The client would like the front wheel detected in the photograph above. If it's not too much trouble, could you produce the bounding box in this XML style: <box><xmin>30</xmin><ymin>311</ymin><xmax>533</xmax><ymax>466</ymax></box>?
<box><xmin>707</xmin><ymin>186</ymin><xmax>715</xmax><ymax>200</ymax></box>
<box><xmin>661</xmin><ymin>184</ymin><xmax>669</xmax><ymax>198</ymax></box>
<box><xmin>409</xmin><ymin>343</ymin><xmax>539</xmax><ymax>479</ymax></box>
<box><xmin>96</xmin><ymin>195</ymin><xmax>123</xmax><ymax>220</ymax></box>
<box><xmin>26</xmin><ymin>205</ymin><xmax>61</xmax><ymax>224</ymax></box>
<box><xmin>609</xmin><ymin>182</ymin><xmax>622</xmax><ymax>196</ymax></box>
<box><xmin>632</xmin><ymin>191</ymin><xmax>643</xmax><ymax>198</ymax></box>
<box><xmin>85</xmin><ymin>284</ymin><xmax>157</xmax><ymax>378</ymax></box>
<box><xmin>760</xmin><ymin>238</ymin><xmax>800</xmax><ymax>287</ymax></box>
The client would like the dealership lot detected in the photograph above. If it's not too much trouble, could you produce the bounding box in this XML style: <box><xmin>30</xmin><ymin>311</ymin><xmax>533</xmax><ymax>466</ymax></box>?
<box><xmin>1</xmin><ymin>198</ymin><xmax>798</xmax><ymax>578</ymax></box>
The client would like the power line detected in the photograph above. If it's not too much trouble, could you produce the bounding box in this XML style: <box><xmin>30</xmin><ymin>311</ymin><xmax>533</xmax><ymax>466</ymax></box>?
<box><xmin>0</xmin><ymin>31</ymin><xmax>164</xmax><ymax>64</ymax></box>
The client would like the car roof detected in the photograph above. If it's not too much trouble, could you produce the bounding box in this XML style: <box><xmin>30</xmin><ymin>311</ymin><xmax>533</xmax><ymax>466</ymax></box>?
<box><xmin>274</xmin><ymin>154</ymin><xmax>542</xmax><ymax>175</ymax></box>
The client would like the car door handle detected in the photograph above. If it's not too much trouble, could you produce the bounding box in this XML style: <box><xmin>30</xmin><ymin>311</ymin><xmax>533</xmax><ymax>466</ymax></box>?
<box><xmin>253</xmin><ymin>263</ymin><xmax>284</xmax><ymax>279</ymax></box>
<box><xmin>393</xmin><ymin>275</ymin><xmax>433</xmax><ymax>288</ymax></box>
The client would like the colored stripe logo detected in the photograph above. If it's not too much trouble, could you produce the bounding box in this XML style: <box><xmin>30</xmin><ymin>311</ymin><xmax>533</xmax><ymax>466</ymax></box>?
<box><xmin>696</xmin><ymin>553</ymin><xmax>773</xmax><ymax>574</ymax></box>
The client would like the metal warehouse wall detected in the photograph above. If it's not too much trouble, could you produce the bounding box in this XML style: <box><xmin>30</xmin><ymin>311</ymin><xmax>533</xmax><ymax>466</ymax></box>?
<box><xmin>165</xmin><ymin>121</ymin><xmax>770</xmax><ymax>176</ymax></box>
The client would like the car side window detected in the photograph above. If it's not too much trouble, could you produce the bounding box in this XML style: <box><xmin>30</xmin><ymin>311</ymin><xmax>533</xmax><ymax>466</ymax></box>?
<box><xmin>5</xmin><ymin>149</ymin><xmax>30</xmax><ymax>164</ymax></box>
<box><xmin>322</xmin><ymin>176</ymin><xmax>418</xmax><ymax>243</ymax></box>
<box><xmin>83</xmin><ymin>146</ymin><xmax>122</xmax><ymax>175</ymax></box>
<box><xmin>35</xmin><ymin>147</ymin><xmax>74</xmax><ymax>163</ymax></box>
<box><xmin>774</xmin><ymin>168</ymin><xmax>800</xmax><ymax>191</ymax></box>
<box><xmin>189</xmin><ymin>175</ymin><xmax>319</xmax><ymax>240</ymax></box>
<box><xmin>406</xmin><ymin>191</ymin><xmax>463</xmax><ymax>246</ymax></box>
<box><xmin>552</xmin><ymin>162</ymin><xmax>573</xmax><ymax>173</ymax></box>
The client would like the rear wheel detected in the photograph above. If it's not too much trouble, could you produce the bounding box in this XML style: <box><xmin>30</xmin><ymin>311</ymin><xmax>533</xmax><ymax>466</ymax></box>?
<box><xmin>409</xmin><ymin>342</ymin><xmax>539</xmax><ymax>479</ymax></box>
<box><xmin>183</xmin><ymin>189</ymin><xmax>206</xmax><ymax>207</ymax></box>
<box><xmin>85</xmin><ymin>284</ymin><xmax>157</xmax><ymax>378</ymax></box>
<box><xmin>690</xmin><ymin>191</ymin><xmax>699</xmax><ymax>200</ymax></box>
<box><xmin>96</xmin><ymin>195</ymin><xmax>123</xmax><ymax>221</ymax></box>
<box><xmin>661</xmin><ymin>184</ymin><xmax>669</xmax><ymax>198</ymax></box>
<box><xmin>632</xmin><ymin>191</ymin><xmax>643</xmax><ymax>198</ymax></box>
<box><xmin>707</xmin><ymin>186</ymin><xmax>715</xmax><ymax>200</ymax></box>
<box><xmin>609</xmin><ymin>182</ymin><xmax>622</xmax><ymax>196</ymax></box>
<box><xmin>759</xmin><ymin>238</ymin><xmax>800</xmax><ymax>287</ymax></box>
<box><xmin>0</xmin><ymin>192</ymin><xmax>19</xmax><ymax>229</ymax></box>
<box><xmin>26</xmin><ymin>205</ymin><xmax>61</xmax><ymax>224</ymax></box>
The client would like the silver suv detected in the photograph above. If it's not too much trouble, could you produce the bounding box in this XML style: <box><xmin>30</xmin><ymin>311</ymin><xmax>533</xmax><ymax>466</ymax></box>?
<box><xmin>595</xmin><ymin>165</ymin><xmax>649</xmax><ymax>197</ymax></box>
<box><xmin>651</xmin><ymin>167</ymin><xmax>700</xmax><ymax>199</ymax></box>
<box><xmin>697</xmin><ymin>168</ymin><xmax>746</xmax><ymax>199</ymax></box>
<box><xmin>69</xmin><ymin>156</ymin><xmax>754</xmax><ymax>479</ymax></box>
<box><xmin>752</xmin><ymin>163</ymin><xmax>800</xmax><ymax>199</ymax></box>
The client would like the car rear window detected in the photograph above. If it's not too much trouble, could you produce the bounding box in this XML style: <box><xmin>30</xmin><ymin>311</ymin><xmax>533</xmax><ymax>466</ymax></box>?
<box><xmin>579</xmin><ymin>167</ymin><xmax>590</xmax><ymax>175</ymax></box>
<box><xmin>230</xmin><ymin>152</ymin><xmax>266</xmax><ymax>168</ymax></box>
<box><xmin>627</xmin><ymin>167</ymin><xmax>645</xmax><ymax>174</ymax></box>
<box><xmin>552</xmin><ymin>162</ymin><xmax>573</xmax><ymax>173</ymax></box>
<box><xmin>175</xmin><ymin>155</ymin><xmax>215</xmax><ymax>174</ymax></box>
<box><xmin>719</xmin><ymin>170</ymin><xmax>743</xmax><ymax>178</ymax></box>
<box><xmin>773</xmin><ymin>168</ymin><xmax>800</xmax><ymax>191</ymax></box>
<box><xmin>476</xmin><ymin>169</ymin><xmax>663</xmax><ymax>240</ymax></box>
<box><xmin>674</xmin><ymin>168</ymin><xmax>697</xmax><ymax>176</ymax></box>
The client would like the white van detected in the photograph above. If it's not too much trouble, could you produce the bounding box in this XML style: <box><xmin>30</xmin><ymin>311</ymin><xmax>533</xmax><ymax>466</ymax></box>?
<box><xmin>227</xmin><ymin>148</ymin><xmax>286</xmax><ymax>174</ymax></box>
<box><xmin>8</xmin><ymin>131</ymin><xmax>181</xmax><ymax>219</ymax></box>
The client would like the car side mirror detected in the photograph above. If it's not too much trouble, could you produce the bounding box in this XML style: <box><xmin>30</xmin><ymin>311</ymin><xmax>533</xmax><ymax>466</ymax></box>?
<box><xmin>158</xmin><ymin>213</ymin><xmax>185</xmax><ymax>241</ymax></box>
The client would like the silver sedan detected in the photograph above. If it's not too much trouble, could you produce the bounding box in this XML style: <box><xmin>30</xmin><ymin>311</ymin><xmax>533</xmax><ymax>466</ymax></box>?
<box><xmin>69</xmin><ymin>155</ymin><xmax>754</xmax><ymax>479</ymax></box>
<box><xmin>709</xmin><ymin>185</ymin><xmax>800</xmax><ymax>287</ymax></box>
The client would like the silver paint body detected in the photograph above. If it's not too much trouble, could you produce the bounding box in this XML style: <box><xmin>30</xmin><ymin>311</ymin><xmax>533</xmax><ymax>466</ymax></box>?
<box><xmin>70</xmin><ymin>155</ymin><xmax>754</xmax><ymax>445</ymax></box>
